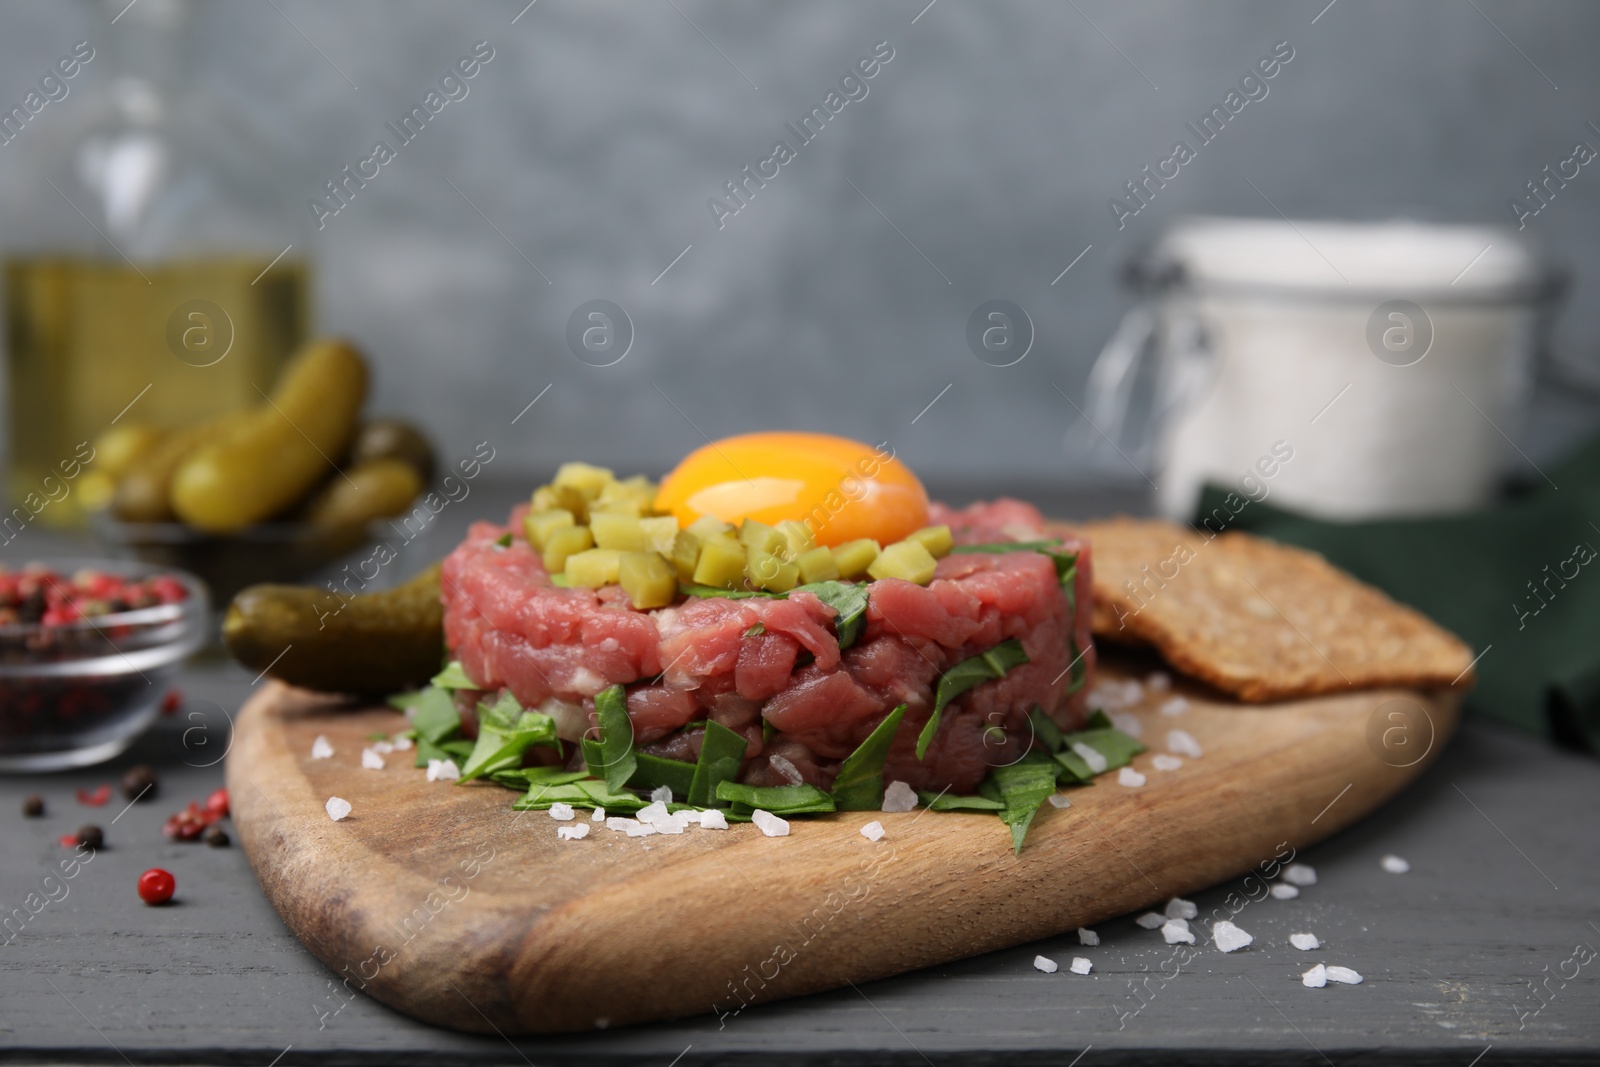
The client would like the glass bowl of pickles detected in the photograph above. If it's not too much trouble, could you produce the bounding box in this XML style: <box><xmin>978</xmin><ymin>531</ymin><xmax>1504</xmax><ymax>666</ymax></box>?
<box><xmin>85</xmin><ymin>339</ymin><xmax>436</xmax><ymax>608</ymax></box>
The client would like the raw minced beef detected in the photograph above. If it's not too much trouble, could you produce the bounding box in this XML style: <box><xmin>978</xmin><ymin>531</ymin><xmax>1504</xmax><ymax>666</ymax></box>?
<box><xmin>441</xmin><ymin>500</ymin><xmax>1094</xmax><ymax>794</ymax></box>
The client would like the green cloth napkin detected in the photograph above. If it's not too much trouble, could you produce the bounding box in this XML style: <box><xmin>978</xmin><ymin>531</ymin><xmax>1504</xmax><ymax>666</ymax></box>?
<box><xmin>1195</xmin><ymin>432</ymin><xmax>1600</xmax><ymax>752</ymax></box>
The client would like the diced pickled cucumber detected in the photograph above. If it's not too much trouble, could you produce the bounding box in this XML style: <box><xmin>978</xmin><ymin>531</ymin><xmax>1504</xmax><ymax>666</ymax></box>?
<box><xmin>796</xmin><ymin>545</ymin><xmax>840</xmax><ymax>583</ymax></box>
<box><xmin>619</xmin><ymin>551</ymin><xmax>677</xmax><ymax>609</ymax></box>
<box><xmin>600</xmin><ymin>475</ymin><xmax>658</xmax><ymax>511</ymax></box>
<box><xmin>543</xmin><ymin>524</ymin><xmax>594</xmax><ymax>573</ymax></box>
<box><xmin>775</xmin><ymin>519</ymin><xmax>816</xmax><ymax>557</ymax></box>
<box><xmin>746</xmin><ymin>548</ymin><xmax>800</xmax><ymax>593</ymax></box>
<box><xmin>906</xmin><ymin>524</ymin><xmax>954</xmax><ymax>558</ymax></box>
<box><xmin>524</xmin><ymin>508</ymin><xmax>576</xmax><ymax>550</ymax></box>
<box><xmin>533</xmin><ymin>483</ymin><xmax>590</xmax><ymax>522</ymax></box>
<box><xmin>590</xmin><ymin>512</ymin><xmax>647</xmax><ymax>551</ymax></box>
<box><xmin>553</xmin><ymin>462</ymin><xmax>614</xmax><ymax>497</ymax></box>
<box><xmin>686</xmin><ymin>515</ymin><xmax>732</xmax><ymax>540</ymax></box>
<box><xmin>640</xmin><ymin>516</ymin><xmax>680</xmax><ymax>556</ymax></box>
<box><xmin>671</xmin><ymin>530</ymin><xmax>703</xmax><ymax>583</ymax></box>
<box><xmin>589</xmin><ymin>498</ymin><xmax>642</xmax><ymax>519</ymax></box>
<box><xmin>831</xmin><ymin>538</ymin><xmax>881</xmax><ymax>579</ymax></box>
<box><xmin>565</xmin><ymin>548</ymin><xmax>622</xmax><ymax>587</ymax></box>
<box><xmin>738</xmin><ymin>519</ymin><xmax>787</xmax><ymax>558</ymax></box>
<box><xmin>867</xmin><ymin>540</ymin><xmax>938</xmax><ymax>584</ymax></box>
<box><xmin>693</xmin><ymin>539</ymin><xmax>747</xmax><ymax>589</ymax></box>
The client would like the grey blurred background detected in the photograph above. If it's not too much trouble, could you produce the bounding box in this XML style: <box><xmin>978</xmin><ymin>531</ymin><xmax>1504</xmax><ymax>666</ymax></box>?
<box><xmin>2</xmin><ymin>0</ymin><xmax>1598</xmax><ymax>491</ymax></box>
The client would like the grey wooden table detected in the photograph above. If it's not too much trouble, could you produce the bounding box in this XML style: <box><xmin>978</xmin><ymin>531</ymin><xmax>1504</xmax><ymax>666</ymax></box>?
<box><xmin>2</xmin><ymin>483</ymin><xmax>1598</xmax><ymax>1065</ymax></box>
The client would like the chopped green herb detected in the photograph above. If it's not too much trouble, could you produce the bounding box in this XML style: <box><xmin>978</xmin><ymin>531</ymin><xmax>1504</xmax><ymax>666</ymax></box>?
<box><xmin>992</xmin><ymin>753</ymin><xmax>1058</xmax><ymax>854</ymax></box>
<box><xmin>1086</xmin><ymin>709</ymin><xmax>1113</xmax><ymax>730</ymax></box>
<box><xmin>1053</xmin><ymin>748</ymin><xmax>1096</xmax><ymax>783</ymax></box>
<box><xmin>916</xmin><ymin>639</ymin><xmax>1030</xmax><ymax>760</ymax></box>
<box><xmin>743</xmin><ymin>622</ymin><xmax>766</xmax><ymax>638</ymax></box>
<box><xmin>761</xmin><ymin>718</ymin><xmax>777</xmax><ymax>744</ymax></box>
<box><xmin>439</xmin><ymin>738</ymin><xmax>475</xmax><ymax>761</ymax></box>
<box><xmin>512</xmin><ymin>779</ymin><xmax>645</xmax><ymax>813</ymax></box>
<box><xmin>459</xmin><ymin>693</ymin><xmax>558</xmax><ymax>783</ymax></box>
<box><xmin>549</xmin><ymin>572</ymin><xmax>572</xmax><ymax>588</ymax></box>
<box><xmin>688</xmin><ymin>720</ymin><xmax>748</xmax><ymax>807</ymax></box>
<box><xmin>429</xmin><ymin>661</ymin><xmax>477</xmax><ymax>690</ymax></box>
<box><xmin>629</xmin><ymin>752</ymin><xmax>696</xmax><ymax>798</ymax></box>
<box><xmin>494</xmin><ymin>532</ymin><xmax>513</xmax><ymax>548</ymax></box>
<box><xmin>580</xmin><ymin>685</ymin><xmax>636</xmax><ymax>793</ymax></box>
<box><xmin>916</xmin><ymin>790</ymin><xmax>1005</xmax><ymax>812</ymax></box>
<box><xmin>792</xmin><ymin>580</ymin><xmax>869</xmax><ymax>648</ymax></box>
<box><xmin>366</xmin><ymin>731</ymin><xmax>390</xmax><ymax>742</ymax></box>
<box><xmin>680</xmin><ymin>584</ymin><xmax>767</xmax><ymax>600</ymax></box>
<box><xmin>831</xmin><ymin>704</ymin><xmax>907</xmax><ymax>811</ymax></box>
<box><xmin>1027</xmin><ymin>706</ymin><xmax>1065</xmax><ymax>754</ymax></box>
<box><xmin>714</xmin><ymin>781</ymin><xmax>836</xmax><ymax>815</ymax></box>
<box><xmin>411</xmin><ymin>687</ymin><xmax>462</xmax><ymax>744</ymax></box>
<box><xmin>387</xmin><ymin>690</ymin><xmax>425</xmax><ymax>713</ymax></box>
<box><xmin>491</xmin><ymin>767</ymin><xmax>590</xmax><ymax>789</ymax></box>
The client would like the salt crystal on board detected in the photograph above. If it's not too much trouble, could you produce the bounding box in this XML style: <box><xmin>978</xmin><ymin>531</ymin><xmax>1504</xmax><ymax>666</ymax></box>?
<box><xmin>1033</xmin><ymin>955</ymin><xmax>1059</xmax><ymax>974</ymax></box>
<box><xmin>325</xmin><ymin>797</ymin><xmax>351</xmax><ymax>821</ymax></box>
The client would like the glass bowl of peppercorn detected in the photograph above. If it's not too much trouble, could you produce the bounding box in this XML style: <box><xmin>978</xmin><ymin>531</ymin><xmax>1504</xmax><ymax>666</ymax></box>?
<box><xmin>0</xmin><ymin>560</ymin><xmax>207</xmax><ymax>772</ymax></box>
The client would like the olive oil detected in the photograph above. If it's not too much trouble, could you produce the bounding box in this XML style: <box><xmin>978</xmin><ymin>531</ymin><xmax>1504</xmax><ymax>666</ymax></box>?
<box><xmin>4</xmin><ymin>256</ymin><xmax>308</xmax><ymax>525</ymax></box>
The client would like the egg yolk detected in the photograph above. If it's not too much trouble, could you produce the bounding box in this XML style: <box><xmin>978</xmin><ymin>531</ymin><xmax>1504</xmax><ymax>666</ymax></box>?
<box><xmin>654</xmin><ymin>432</ymin><xmax>929</xmax><ymax>548</ymax></box>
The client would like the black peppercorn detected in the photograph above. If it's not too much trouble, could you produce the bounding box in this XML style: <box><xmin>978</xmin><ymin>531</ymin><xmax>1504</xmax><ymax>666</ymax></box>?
<box><xmin>121</xmin><ymin>764</ymin><xmax>159</xmax><ymax>802</ymax></box>
<box><xmin>75</xmin><ymin>824</ymin><xmax>104</xmax><ymax>849</ymax></box>
<box><xmin>202</xmin><ymin>825</ymin><xmax>230</xmax><ymax>848</ymax></box>
<box><xmin>22</xmin><ymin>794</ymin><xmax>44</xmax><ymax>817</ymax></box>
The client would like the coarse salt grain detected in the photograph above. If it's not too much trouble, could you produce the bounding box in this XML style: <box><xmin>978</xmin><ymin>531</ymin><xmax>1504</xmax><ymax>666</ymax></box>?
<box><xmin>1033</xmin><ymin>955</ymin><xmax>1059</xmax><ymax>974</ymax></box>
<box><xmin>768</xmin><ymin>754</ymin><xmax>805</xmax><ymax>786</ymax></box>
<box><xmin>698</xmin><ymin>809</ymin><xmax>729</xmax><ymax>830</ymax></box>
<box><xmin>637</xmin><ymin>801</ymin><xmax>670</xmax><ymax>824</ymax></box>
<box><xmin>1290</xmin><ymin>933</ymin><xmax>1320</xmax><ymax>951</ymax></box>
<box><xmin>1159</xmin><ymin>696</ymin><xmax>1189</xmax><ymax>716</ymax></box>
<box><xmin>860</xmin><ymin>821</ymin><xmax>886</xmax><ymax>842</ymax></box>
<box><xmin>1161</xmin><ymin>919</ymin><xmax>1196</xmax><ymax>945</ymax></box>
<box><xmin>1118</xmin><ymin>766</ymin><xmax>1146</xmax><ymax>788</ymax></box>
<box><xmin>1212</xmin><ymin>920</ymin><xmax>1253</xmax><ymax>953</ymax></box>
<box><xmin>1110</xmin><ymin>712</ymin><xmax>1142</xmax><ymax>738</ymax></box>
<box><xmin>1070</xmin><ymin>957</ymin><xmax>1093</xmax><ymax>975</ymax></box>
<box><xmin>1135</xmin><ymin>912</ymin><xmax>1167</xmax><ymax>929</ymax></box>
<box><xmin>1146</xmin><ymin>671</ymin><xmax>1171</xmax><ymax>692</ymax></box>
<box><xmin>1281</xmin><ymin>863</ymin><xmax>1317</xmax><ymax>886</ymax></box>
<box><xmin>606</xmin><ymin>817</ymin><xmax>655</xmax><ymax>837</ymax></box>
<box><xmin>591</xmin><ymin>806</ymin><xmax>605</xmax><ymax>822</ymax></box>
<box><xmin>649</xmin><ymin>786</ymin><xmax>673</xmax><ymax>804</ymax></box>
<box><xmin>653</xmin><ymin>813</ymin><xmax>689</xmax><ymax>835</ymax></box>
<box><xmin>1047</xmin><ymin>794</ymin><xmax>1072</xmax><ymax>809</ymax></box>
<box><xmin>1381</xmin><ymin>854</ymin><xmax>1410</xmax><ymax>874</ymax></box>
<box><xmin>360</xmin><ymin>748</ymin><xmax>385</xmax><ymax>770</ymax></box>
<box><xmin>1270</xmin><ymin>883</ymin><xmax>1300</xmax><ymax>900</ymax></box>
<box><xmin>556</xmin><ymin>823</ymin><xmax>590</xmax><ymax>840</ymax></box>
<box><xmin>1165</xmin><ymin>897</ymin><xmax>1198</xmax><ymax>920</ymax></box>
<box><xmin>311</xmin><ymin>735</ymin><xmax>334</xmax><ymax>760</ymax></box>
<box><xmin>881</xmin><ymin>780</ymin><xmax>917</xmax><ymax>813</ymax></box>
<box><xmin>1302</xmin><ymin>964</ymin><xmax>1328</xmax><ymax>988</ymax></box>
<box><xmin>1078</xmin><ymin>927</ymin><xmax>1100</xmax><ymax>946</ymax></box>
<box><xmin>1071</xmin><ymin>742</ymin><xmax>1108</xmax><ymax>774</ymax></box>
<box><xmin>325</xmin><ymin>797</ymin><xmax>351</xmax><ymax>821</ymax></box>
<box><xmin>371</xmin><ymin>740</ymin><xmax>394</xmax><ymax>754</ymax></box>
<box><xmin>1167</xmin><ymin>729</ymin><xmax>1203</xmax><ymax>758</ymax></box>
<box><xmin>548</xmin><ymin>802</ymin><xmax>575</xmax><ymax>822</ymax></box>
<box><xmin>391</xmin><ymin>734</ymin><xmax>413</xmax><ymax>751</ymax></box>
<box><xmin>426</xmin><ymin>758</ymin><xmax>460</xmax><ymax>782</ymax></box>
<box><xmin>751</xmin><ymin>809</ymin><xmax>790</xmax><ymax>837</ymax></box>
<box><xmin>1325</xmin><ymin>965</ymin><xmax>1363</xmax><ymax>985</ymax></box>
<box><xmin>1151</xmin><ymin>754</ymin><xmax>1183</xmax><ymax>772</ymax></box>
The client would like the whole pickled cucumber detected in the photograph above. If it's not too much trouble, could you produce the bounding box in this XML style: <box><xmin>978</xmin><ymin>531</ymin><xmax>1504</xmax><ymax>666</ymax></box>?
<box><xmin>223</xmin><ymin>563</ymin><xmax>444</xmax><ymax>694</ymax></box>
<box><xmin>350</xmin><ymin>418</ymin><xmax>436</xmax><ymax>483</ymax></box>
<box><xmin>305</xmin><ymin>458</ymin><xmax>423</xmax><ymax>531</ymax></box>
<box><xmin>112</xmin><ymin>418</ymin><xmax>231</xmax><ymax>523</ymax></box>
<box><xmin>172</xmin><ymin>339</ymin><xmax>369</xmax><ymax>533</ymax></box>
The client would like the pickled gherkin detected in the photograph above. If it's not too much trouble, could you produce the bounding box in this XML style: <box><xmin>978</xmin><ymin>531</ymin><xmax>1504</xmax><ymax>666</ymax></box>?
<box><xmin>830</xmin><ymin>539</ymin><xmax>881</xmax><ymax>580</ymax></box>
<box><xmin>619</xmin><ymin>551</ymin><xmax>676</xmax><ymax>608</ymax></box>
<box><xmin>868</xmin><ymin>540</ymin><xmax>937</xmax><ymax>584</ymax></box>
<box><xmin>542</xmin><ymin>524</ymin><xmax>593</xmax><ymax>573</ymax></box>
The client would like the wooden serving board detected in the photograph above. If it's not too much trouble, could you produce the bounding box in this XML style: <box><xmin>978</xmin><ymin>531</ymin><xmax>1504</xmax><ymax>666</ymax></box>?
<box><xmin>227</xmin><ymin>660</ymin><xmax>1458</xmax><ymax>1035</ymax></box>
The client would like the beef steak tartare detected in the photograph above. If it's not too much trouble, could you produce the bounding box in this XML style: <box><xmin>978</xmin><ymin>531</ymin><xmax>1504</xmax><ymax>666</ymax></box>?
<box><xmin>442</xmin><ymin>497</ymin><xmax>1093</xmax><ymax>795</ymax></box>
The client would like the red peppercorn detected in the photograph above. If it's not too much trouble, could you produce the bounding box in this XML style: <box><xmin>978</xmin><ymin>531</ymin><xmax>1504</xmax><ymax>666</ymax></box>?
<box><xmin>137</xmin><ymin>868</ymin><xmax>175</xmax><ymax>905</ymax></box>
<box><xmin>160</xmin><ymin>689</ymin><xmax>183</xmax><ymax>715</ymax></box>
<box><xmin>205</xmin><ymin>788</ymin><xmax>229</xmax><ymax>818</ymax></box>
<box><xmin>76</xmin><ymin>785</ymin><xmax>111</xmax><ymax>807</ymax></box>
